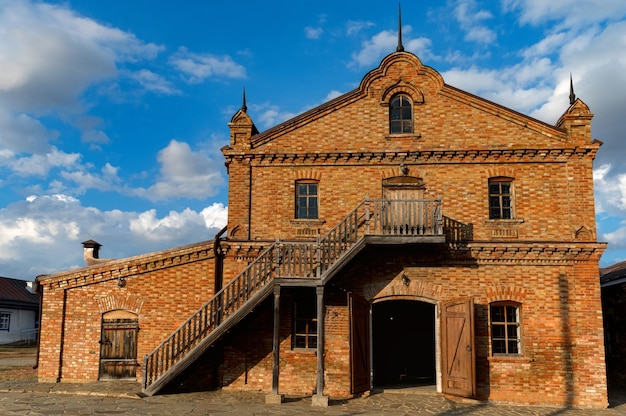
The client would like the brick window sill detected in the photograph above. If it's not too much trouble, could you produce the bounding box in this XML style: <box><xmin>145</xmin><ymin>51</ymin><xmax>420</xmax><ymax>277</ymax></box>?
<box><xmin>385</xmin><ymin>133</ymin><xmax>421</xmax><ymax>140</ymax></box>
<box><xmin>484</xmin><ymin>219</ymin><xmax>524</xmax><ymax>225</ymax></box>
<box><xmin>488</xmin><ymin>355</ymin><xmax>534</xmax><ymax>364</ymax></box>
<box><xmin>287</xmin><ymin>348</ymin><xmax>317</xmax><ymax>354</ymax></box>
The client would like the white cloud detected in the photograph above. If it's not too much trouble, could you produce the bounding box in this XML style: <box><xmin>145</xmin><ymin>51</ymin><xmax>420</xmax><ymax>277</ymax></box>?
<box><xmin>250</xmin><ymin>102</ymin><xmax>298</xmax><ymax>130</ymax></box>
<box><xmin>169</xmin><ymin>47</ymin><xmax>246</xmax><ymax>83</ymax></box>
<box><xmin>453</xmin><ymin>0</ymin><xmax>496</xmax><ymax>44</ymax></box>
<box><xmin>0</xmin><ymin>0</ymin><xmax>163</xmax><ymax>113</ymax></box>
<box><xmin>10</xmin><ymin>147</ymin><xmax>82</xmax><ymax>177</ymax></box>
<box><xmin>594</xmin><ymin>164</ymin><xmax>626</xmax><ymax>215</ymax></box>
<box><xmin>346</xmin><ymin>20</ymin><xmax>375</xmax><ymax>36</ymax></box>
<box><xmin>464</xmin><ymin>26</ymin><xmax>497</xmax><ymax>44</ymax></box>
<box><xmin>305</xmin><ymin>26</ymin><xmax>323</xmax><ymax>39</ymax></box>
<box><xmin>125</xmin><ymin>69</ymin><xmax>181</xmax><ymax>95</ymax></box>
<box><xmin>0</xmin><ymin>111</ymin><xmax>58</xmax><ymax>154</ymax></box>
<box><xmin>0</xmin><ymin>194</ymin><xmax>228</xmax><ymax>279</ymax></box>
<box><xmin>0</xmin><ymin>0</ymin><xmax>171</xmax><ymax>188</ymax></box>
<box><xmin>504</xmin><ymin>0</ymin><xmax>626</xmax><ymax>27</ymax></box>
<box><xmin>323</xmin><ymin>90</ymin><xmax>344</xmax><ymax>102</ymax></box>
<box><xmin>350</xmin><ymin>26</ymin><xmax>432</xmax><ymax>68</ymax></box>
<box><xmin>442</xmin><ymin>63</ymin><xmax>554</xmax><ymax>115</ymax></box>
<box><xmin>131</xmin><ymin>140</ymin><xmax>225</xmax><ymax>201</ymax></box>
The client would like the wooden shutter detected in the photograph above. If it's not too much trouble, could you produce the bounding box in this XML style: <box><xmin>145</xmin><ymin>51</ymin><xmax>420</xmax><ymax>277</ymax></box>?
<box><xmin>349</xmin><ymin>292</ymin><xmax>371</xmax><ymax>394</ymax></box>
<box><xmin>441</xmin><ymin>298</ymin><xmax>476</xmax><ymax>398</ymax></box>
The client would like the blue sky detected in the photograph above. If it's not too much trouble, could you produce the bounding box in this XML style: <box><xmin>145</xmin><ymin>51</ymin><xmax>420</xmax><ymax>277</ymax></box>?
<box><xmin>1</xmin><ymin>0</ymin><xmax>626</xmax><ymax>281</ymax></box>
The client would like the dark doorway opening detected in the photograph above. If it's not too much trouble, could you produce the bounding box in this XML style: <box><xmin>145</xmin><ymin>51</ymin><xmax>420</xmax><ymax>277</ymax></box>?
<box><xmin>373</xmin><ymin>300</ymin><xmax>435</xmax><ymax>387</ymax></box>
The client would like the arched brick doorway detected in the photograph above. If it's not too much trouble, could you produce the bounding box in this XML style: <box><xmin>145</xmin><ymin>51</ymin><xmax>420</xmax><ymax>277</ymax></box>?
<box><xmin>99</xmin><ymin>309</ymin><xmax>139</xmax><ymax>380</ymax></box>
<box><xmin>372</xmin><ymin>300</ymin><xmax>436</xmax><ymax>387</ymax></box>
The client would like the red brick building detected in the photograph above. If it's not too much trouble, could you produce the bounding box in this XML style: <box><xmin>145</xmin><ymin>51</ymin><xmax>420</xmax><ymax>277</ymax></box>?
<box><xmin>35</xmin><ymin>43</ymin><xmax>607</xmax><ymax>407</ymax></box>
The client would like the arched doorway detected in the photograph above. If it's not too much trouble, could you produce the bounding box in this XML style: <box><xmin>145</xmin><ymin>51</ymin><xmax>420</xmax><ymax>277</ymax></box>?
<box><xmin>372</xmin><ymin>300</ymin><xmax>436</xmax><ymax>387</ymax></box>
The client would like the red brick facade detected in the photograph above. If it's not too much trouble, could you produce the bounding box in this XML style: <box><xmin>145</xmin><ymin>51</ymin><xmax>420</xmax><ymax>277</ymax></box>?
<box><xmin>36</xmin><ymin>51</ymin><xmax>607</xmax><ymax>407</ymax></box>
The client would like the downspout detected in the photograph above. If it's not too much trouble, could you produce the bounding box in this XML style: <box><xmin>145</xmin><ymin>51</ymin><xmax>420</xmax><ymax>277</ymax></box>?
<box><xmin>33</xmin><ymin>277</ymin><xmax>45</xmax><ymax>370</ymax></box>
<box><xmin>212</xmin><ymin>225</ymin><xmax>228</xmax><ymax>389</ymax></box>
<box><xmin>57</xmin><ymin>289</ymin><xmax>67</xmax><ymax>382</ymax></box>
<box><xmin>248</xmin><ymin>164</ymin><xmax>252</xmax><ymax>240</ymax></box>
<box><xmin>213</xmin><ymin>226</ymin><xmax>228</xmax><ymax>294</ymax></box>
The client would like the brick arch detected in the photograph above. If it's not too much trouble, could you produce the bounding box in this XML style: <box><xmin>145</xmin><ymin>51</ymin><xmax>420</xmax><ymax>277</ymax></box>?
<box><xmin>363</xmin><ymin>277</ymin><xmax>444</xmax><ymax>303</ymax></box>
<box><xmin>484</xmin><ymin>286</ymin><xmax>526</xmax><ymax>303</ymax></box>
<box><xmin>380</xmin><ymin>167</ymin><xmax>425</xmax><ymax>181</ymax></box>
<box><xmin>380</xmin><ymin>81</ymin><xmax>425</xmax><ymax>105</ymax></box>
<box><xmin>575</xmin><ymin>226</ymin><xmax>593</xmax><ymax>240</ymax></box>
<box><xmin>293</xmin><ymin>169</ymin><xmax>322</xmax><ymax>181</ymax></box>
<box><xmin>487</xmin><ymin>167</ymin><xmax>516</xmax><ymax>179</ymax></box>
<box><xmin>96</xmin><ymin>293</ymin><xmax>145</xmax><ymax>315</ymax></box>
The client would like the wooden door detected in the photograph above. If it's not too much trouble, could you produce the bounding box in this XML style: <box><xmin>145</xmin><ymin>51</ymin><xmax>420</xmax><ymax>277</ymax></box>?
<box><xmin>99</xmin><ymin>318</ymin><xmax>139</xmax><ymax>379</ymax></box>
<box><xmin>382</xmin><ymin>177</ymin><xmax>425</xmax><ymax>234</ymax></box>
<box><xmin>441</xmin><ymin>298</ymin><xmax>475</xmax><ymax>398</ymax></box>
<box><xmin>349</xmin><ymin>293</ymin><xmax>371</xmax><ymax>394</ymax></box>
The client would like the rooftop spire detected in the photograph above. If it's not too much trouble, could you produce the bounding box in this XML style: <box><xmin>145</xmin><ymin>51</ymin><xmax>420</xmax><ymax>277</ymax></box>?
<box><xmin>242</xmin><ymin>87</ymin><xmax>247</xmax><ymax>113</ymax></box>
<box><xmin>569</xmin><ymin>73</ymin><xmax>576</xmax><ymax>105</ymax></box>
<box><xmin>396</xmin><ymin>2</ymin><xmax>404</xmax><ymax>52</ymax></box>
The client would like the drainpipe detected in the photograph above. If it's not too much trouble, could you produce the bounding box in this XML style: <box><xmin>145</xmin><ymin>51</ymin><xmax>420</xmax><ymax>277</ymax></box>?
<box><xmin>33</xmin><ymin>277</ymin><xmax>45</xmax><ymax>370</ymax></box>
<box><xmin>213</xmin><ymin>226</ymin><xmax>228</xmax><ymax>294</ymax></box>
<box><xmin>248</xmin><ymin>164</ymin><xmax>252</xmax><ymax>240</ymax></box>
<box><xmin>212</xmin><ymin>225</ymin><xmax>228</xmax><ymax>389</ymax></box>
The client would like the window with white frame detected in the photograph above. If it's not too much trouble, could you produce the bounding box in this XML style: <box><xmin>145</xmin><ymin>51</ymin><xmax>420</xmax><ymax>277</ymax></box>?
<box><xmin>0</xmin><ymin>312</ymin><xmax>10</xmax><ymax>331</ymax></box>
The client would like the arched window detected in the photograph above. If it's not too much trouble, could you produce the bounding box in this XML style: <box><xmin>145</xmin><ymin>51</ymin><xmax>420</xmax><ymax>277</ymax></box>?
<box><xmin>389</xmin><ymin>94</ymin><xmax>413</xmax><ymax>134</ymax></box>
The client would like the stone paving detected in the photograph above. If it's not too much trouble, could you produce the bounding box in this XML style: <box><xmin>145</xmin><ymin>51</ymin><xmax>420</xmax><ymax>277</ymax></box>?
<box><xmin>1</xmin><ymin>379</ymin><xmax>626</xmax><ymax>415</ymax></box>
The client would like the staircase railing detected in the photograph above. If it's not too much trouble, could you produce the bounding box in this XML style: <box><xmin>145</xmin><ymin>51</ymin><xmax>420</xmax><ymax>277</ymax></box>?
<box><xmin>142</xmin><ymin>198</ymin><xmax>443</xmax><ymax>392</ymax></box>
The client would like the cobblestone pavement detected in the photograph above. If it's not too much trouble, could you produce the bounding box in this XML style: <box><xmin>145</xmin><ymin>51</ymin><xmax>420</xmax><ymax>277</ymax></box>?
<box><xmin>1</xmin><ymin>379</ymin><xmax>626</xmax><ymax>415</ymax></box>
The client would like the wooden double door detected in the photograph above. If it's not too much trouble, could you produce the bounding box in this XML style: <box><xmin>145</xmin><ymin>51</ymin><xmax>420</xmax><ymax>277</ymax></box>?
<box><xmin>349</xmin><ymin>294</ymin><xmax>475</xmax><ymax>399</ymax></box>
<box><xmin>99</xmin><ymin>312</ymin><xmax>139</xmax><ymax>379</ymax></box>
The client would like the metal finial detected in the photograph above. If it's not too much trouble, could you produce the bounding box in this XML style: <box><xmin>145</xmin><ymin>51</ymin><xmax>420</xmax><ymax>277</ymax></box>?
<box><xmin>242</xmin><ymin>87</ymin><xmax>247</xmax><ymax>113</ymax></box>
<box><xmin>396</xmin><ymin>2</ymin><xmax>404</xmax><ymax>52</ymax></box>
<box><xmin>569</xmin><ymin>73</ymin><xmax>576</xmax><ymax>105</ymax></box>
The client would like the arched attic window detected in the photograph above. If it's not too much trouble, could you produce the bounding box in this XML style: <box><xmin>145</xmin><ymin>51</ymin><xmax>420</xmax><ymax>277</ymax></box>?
<box><xmin>389</xmin><ymin>94</ymin><xmax>413</xmax><ymax>134</ymax></box>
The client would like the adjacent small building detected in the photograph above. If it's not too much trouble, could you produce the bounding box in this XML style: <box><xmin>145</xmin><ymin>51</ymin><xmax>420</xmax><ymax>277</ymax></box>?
<box><xmin>0</xmin><ymin>276</ymin><xmax>39</xmax><ymax>345</ymax></box>
<box><xmin>601</xmin><ymin>261</ymin><xmax>626</xmax><ymax>387</ymax></box>
<box><xmin>35</xmin><ymin>32</ymin><xmax>607</xmax><ymax>408</ymax></box>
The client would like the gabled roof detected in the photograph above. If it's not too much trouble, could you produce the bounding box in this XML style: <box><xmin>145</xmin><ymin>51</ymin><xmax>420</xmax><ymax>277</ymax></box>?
<box><xmin>246</xmin><ymin>51</ymin><xmax>567</xmax><ymax>149</ymax></box>
<box><xmin>0</xmin><ymin>276</ymin><xmax>38</xmax><ymax>310</ymax></box>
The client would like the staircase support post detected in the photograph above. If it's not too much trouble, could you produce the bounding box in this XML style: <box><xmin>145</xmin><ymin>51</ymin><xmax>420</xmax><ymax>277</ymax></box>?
<box><xmin>316</xmin><ymin>234</ymin><xmax>322</xmax><ymax>278</ymax></box>
<box><xmin>266</xmin><ymin>284</ymin><xmax>284</xmax><ymax>404</ymax></box>
<box><xmin>365</xmin><ymin>196</ymin><xmax>371</xmax><ymax>234</ymax></box>
<box><xmin>312</xmin><ymin>285</ymin><xmax>329</xmax><ymax>407</ymax></box>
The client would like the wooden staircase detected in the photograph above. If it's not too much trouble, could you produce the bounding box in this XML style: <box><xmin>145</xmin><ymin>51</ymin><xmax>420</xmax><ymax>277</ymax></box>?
<box><xmin>142</xmin><ymin>198</ymin><xmax>450</xmax><ymax>395</ymax></box>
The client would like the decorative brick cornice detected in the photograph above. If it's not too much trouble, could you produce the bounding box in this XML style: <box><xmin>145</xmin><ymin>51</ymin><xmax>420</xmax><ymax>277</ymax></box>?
<box><xmin>223</xmin><ymin>146</ymin><xmax>599</xmax><ymax>167</ymax></box>
<box><xmin>465</xmin><ymin>242</ymin><xmax>606</xmax><ymax>265</ymax></box>
<box><xmin>37</xmin><ymin>241</ymin><xmax>216</xmax><ymax>291</ymax></box>
<box><xmin>221</xmin><ymin>241</ymin><xmax>270</xmax><ymax>262</ymax></box>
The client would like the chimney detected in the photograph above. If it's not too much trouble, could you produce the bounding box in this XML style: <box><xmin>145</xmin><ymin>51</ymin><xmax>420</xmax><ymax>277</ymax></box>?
<box><xmin>82</xmin><ymin>239</ymin><xmax>102</xmax><ymax>266</ymax></box>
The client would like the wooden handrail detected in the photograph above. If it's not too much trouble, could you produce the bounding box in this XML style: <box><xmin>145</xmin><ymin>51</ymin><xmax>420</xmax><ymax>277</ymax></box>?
<box><xmin>142</xmin><ymin>198</ymin><xmax>445</xmax><ymax>392</ymax></box>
